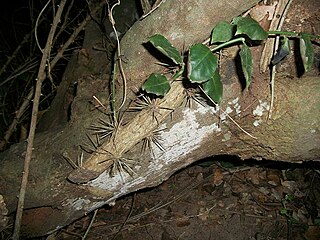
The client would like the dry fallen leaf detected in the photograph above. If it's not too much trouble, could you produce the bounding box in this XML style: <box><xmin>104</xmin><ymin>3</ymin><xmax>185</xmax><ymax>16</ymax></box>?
<box><xmin>266</xmin><ymin>169</ymin><xmax>281</xmax><ymax>186</ymax></box>
<box><xmin>246</xmin><ymin>168</ymin><xmax>260</xmax><ymax>185</ymax></box>
<box><xmin>213</xmin><ymin>168</ymin><xmax>224</xmax><ymax>186</ymax></box>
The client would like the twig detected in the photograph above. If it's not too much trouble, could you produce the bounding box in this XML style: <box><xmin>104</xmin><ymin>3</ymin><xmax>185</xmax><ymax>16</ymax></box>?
<box><xmin>0</xmin><ymin>1</ymin><xmax>106</xmax><ymax>150</ymax></box>
<box><xmin>96</xmin><ymin>175</ymin><xmax>210</xmax><ymax>232</ymax></box>
<box><xmin>108</xmin><ymin>0</ymin><xmax>128</xmax><ymax>113</ymax></box>
<box><xmin>111</xmin><ymin>193</ymin><xmax>136</xmax><ymax>240</ymax></box>
<box><xmin>0</xmin><ymin>57</ymin><xmax>39</xmax><ymax>88</ymax></box>
<box><xmin>0</xmin><ymin>88</ymin><xmax>34</xmax><ymax>151</ymax></box>
<box><xmin>141</xmin><ymin>0</ymin><xmax>164</xmax><ymax>19</ymax></box>
<box><xmin>268</xmin><ymin>0</ymin><xmax>293</xmax><ymax>120</ymax></box>
<box><xmin>199</xmin><ymin>86</ymin><xmax>256</xmax><ymax>139</ymax></box>
<box><xmin>53</xmin><ymin>0</ymin><xmax>75</xmax><ymax>44</ymax></box>
<box><xmin>35</xmin><ymin>0</ymin><xmax>51</xmax><ymax>53</ymax></box>
<box><xmin>0</xmin><ymin>32</ymin><xmax>33</xmax><ymax>77</ymax></box>
<box><xmin>259</xmin><ymin>1</ymin><xmax>281</xmax><ymax>73</ymax></box>
<box><xmin>12</xmin><ymin>1</ymin><xmax>67</xmax><ymax>239</ymax></box>
<box><xmin>82</xmin><ymin>209</ymin><xmax>98</xmax><ymax>240</ymax></box>
<box><xmin>50</xmin><ymin>1</ymin><xmax>106</xmax><ymax>69</ymax></box>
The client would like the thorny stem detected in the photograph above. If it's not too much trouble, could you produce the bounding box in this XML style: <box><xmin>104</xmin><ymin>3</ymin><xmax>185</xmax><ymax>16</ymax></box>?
<box><xmin>69</xmin><ymin>81</ymin><xmax>186</xmax><ymax>182</ymax></box>
<box><xmin>12</xmin><ymin>0</ymin><xmax>67</xmax><ymax>238</ymax></box>
<box><xmin>0</xmin><ymin>1</ymin><xmax>105</xmax><ymax>150</ymax></box>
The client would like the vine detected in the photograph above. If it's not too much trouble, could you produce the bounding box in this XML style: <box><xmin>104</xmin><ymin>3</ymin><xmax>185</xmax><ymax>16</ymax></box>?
<box><xmin>142</xmin><ymin>16</ymin><xmax>319</xmax><ymax>109</ymax></box>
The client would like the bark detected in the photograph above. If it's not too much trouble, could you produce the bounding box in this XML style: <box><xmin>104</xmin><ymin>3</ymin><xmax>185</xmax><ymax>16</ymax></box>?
<box><xmin>0</xmin><ymin>0</ymin><xmax>319</xmax><ymax>237</ymax></box>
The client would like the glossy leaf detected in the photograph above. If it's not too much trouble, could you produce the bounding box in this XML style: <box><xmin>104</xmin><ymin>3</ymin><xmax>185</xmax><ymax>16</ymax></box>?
<box><xmin>202</xmin><ymin>68</ymin><xmax>223</xmax><ymax>103</ymax></box>
<box><xmin>299</xmin><ymin>33</ymin><xmax>314</xmax><ymax>72</ymax></box>
<box><xmin>239</xmin><ymin>43</ymin><xmax>253</xmax><ymax>89</ymax></box>
<box><xmin>142</xmin><ymin>73</ymin><xmax>171</xmax><ymax>96</ymax></box>
<box><xmin>188</xmin><ymin>44</ymin><xmax>218</xmax><ymax>83</ymax></box>
<box><xmin>149</xmin><ymin>34</ymin><xmax>182</xmax><ymax>65</ymax></box>
<box><xmin>233</xmin><ymin>16</ymin><xmax>268</xmax><ymax>41</ymax></box>
<box><xmin>211</xmin><ymin>21</ymin><xmax>234</xmax><ymax>44</ymax></box>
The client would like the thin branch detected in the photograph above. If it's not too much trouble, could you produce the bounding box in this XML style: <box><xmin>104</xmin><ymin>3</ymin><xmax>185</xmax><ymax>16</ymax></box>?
<box><xmin>268</xmin><ymin>0</ymin><xmax>293</xmax><ymax>120</ymax></box>
<box><xmin>12</xmin><ymin>0</ymin><xmax>67</xmax><ymax>239</ymax></box>
<box><xmin>81</xmin><ymin>209</ymin><xmax>98</xmax><ymax>240</ymax></box>
<box><xmin>0</xmin><ymin>87</ymin><xmax>34</xmax><ymax>151</ymax></box>
<box><xmin>108</xmin><ymin>0</ymin><xmax>128</xmax><ymax>113</ymax></box>
<box><xmin>111</xmin><ymin>193</ymin><xmax>135</xmax><ymax>240</ymax></box>
<box><xmin>141</xmin><ymin>0</ymin><xmax>164</xmax><ymax>19</ymax></box>
<box><xmin>35</xmin><ymin>0</ymin><xmax>51</xmax><ymax>53</ymax></box>
<box><xmin>0</xmin><ymin>57</ymin><xmax>39</xmax><ymax>88</ymax></box>
<box><xmin>0</xmin><ymin>32</ymin><xmax>32</xmax><ymax>77</ymax></box>
<box><xmin>50</xmin><ymin>0</ymin><xmax>106</xmax><ymax>69</ymax></box>
<box><xmin>0</xmin><ymin>1</ymin><xmax>106</xmax><ymax>150</ymax></box>
<box><xmin>53</xmin><ymin>0</ymin><xmax>75</xmax><ymax>44</ymax></box>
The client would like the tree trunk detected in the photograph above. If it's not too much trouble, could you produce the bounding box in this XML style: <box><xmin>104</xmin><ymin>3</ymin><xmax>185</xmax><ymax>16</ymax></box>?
<box><xmin>1</xmin><ymin>0</ymin><xmax>319</xmax><ymax>237</ymax></box>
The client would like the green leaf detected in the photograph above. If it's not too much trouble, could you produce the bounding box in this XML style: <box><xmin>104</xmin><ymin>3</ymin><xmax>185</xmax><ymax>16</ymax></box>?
<box><xmin>239</xmin><ymin>43</ymin><xmax>253</xmax><ymax>89</ymax></box>
<box><xmin>233</xmin><ymin>16</ymin><xmax>268</xmax><ymax>41</ymax></box>
<box><xmin>284</xmin><ymin>194</ymin><xmax>294</xmax><ymax>202</ymax></box>
<box><xmin>142</xmin><ymin>73</ymin><xmax>171</xmax><ymax>96</ymax></box>
<box><xmin>202</xmin><ymin>68</ymin><xmax>223</xmax><ymax>103</ymax></box>
<box><xmin>299</xmin><ymin>33</ymin><xmax>314</xmax><ymax>72</ymax></box>
<box><xmin>281</xmin><ymin>36</ymin><xmax>290</xmax><ymax>54</ymax></box>
<box><xmin>149</xmin><ymin>34</ymin><xmax>182</xmax><ymax>65</ymax></box>
<box><xmin>188</xmin><ymin>44</ymin><xmax>218</xmax><ymax>83</ymax></box>
<box><xmin>211</xmin><ymin>21</ymin><xmax>234</xmax><ymax>44</ymax></box>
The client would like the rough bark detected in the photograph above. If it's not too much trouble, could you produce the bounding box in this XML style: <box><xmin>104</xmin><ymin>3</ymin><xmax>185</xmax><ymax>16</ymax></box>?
<box><xmin>0</xmin><ymin>0</ymin><xmax>319</xmax><ymax>237</ymax></box>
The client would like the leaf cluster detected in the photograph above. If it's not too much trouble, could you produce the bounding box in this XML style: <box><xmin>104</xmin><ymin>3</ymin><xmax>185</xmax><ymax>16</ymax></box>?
<box><xmin>142</xmin><ymin>16</ymin><xmax>318</xmax><ymax>103</ymax></box>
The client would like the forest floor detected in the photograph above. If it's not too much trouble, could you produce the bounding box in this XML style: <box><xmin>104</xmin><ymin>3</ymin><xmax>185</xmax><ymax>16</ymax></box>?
<box><xmin>56</xmin><ymin>158</ymin><xmax>320</xmax><ymax>240</ymax></box>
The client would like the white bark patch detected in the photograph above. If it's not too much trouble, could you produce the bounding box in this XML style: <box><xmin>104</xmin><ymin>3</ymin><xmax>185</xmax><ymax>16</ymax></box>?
<box><xmin>151</xmin><ymin>104</ymin><xmax>221</xmax><ymax>163</ymax></box>
<box><xmin>222</xmin><ymin>131</ymin><xmax>232</xmax><ymax>147</ymax></box>
<box><xmin>253</xmin><ymin>119</ymin><xmax>262</xmax><ymax>127</ymax></box>
<box><xmin>228</xmin><ymin>97</ymin><xmax>241</xmax><ymax>116</ymax></box>
<box><xmin>253</xmin><ymin>100</ymin><xmax>269</xmax><ymax>117</ymax></box>
<box><xmin>89</xmin><ymin>170</ymin><xmax>148</xmax><ymax>194</ymax></box>
<box><xmin>65</xmin><ymin>198</ymin><xmax>91</xmax><ymax>211</ymax></box>
<box><xmin>218</xmin><ymin>97</ymin><xmax>241</xmax><ymax>121</ymax></box>
<box><xmin>90</xmin><ymin>171</ymin><xmax>128</xmax><ymax>190</ymax></box>
<box><xmin>220</xmin><ymin>106</ymin><xmax>233</xmax><ymax>121</ymax></box>
<box><xmin>65</xmin><ymin>198</ymin><xmax>107</xmax><ymax>213</ymax></box>
<box><xmin>252</xmin><ymin>100</ymin><xmax>270</xmax><ymax>126</ymax></box>
<box><xmin>169</xmin><ymin>32</ymin><xmax>183</xmax><ymax>41</ymax></box>
<box><xmin>222</xmin><ymin>131</ymin><xmax>232</xmax><ymax>142</ymax></box>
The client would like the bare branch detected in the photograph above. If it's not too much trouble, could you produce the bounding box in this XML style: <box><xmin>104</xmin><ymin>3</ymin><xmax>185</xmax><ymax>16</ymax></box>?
<box><xmin>12</xmin><ymin>0</ymin><xmax>68</xmax><ymax>238</ymax></box>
